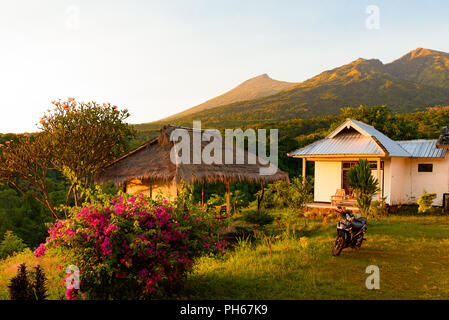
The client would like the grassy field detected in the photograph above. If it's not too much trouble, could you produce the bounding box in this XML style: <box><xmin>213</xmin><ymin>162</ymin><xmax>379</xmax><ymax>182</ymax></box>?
<box><xmin>182</xmin><ymin>214</ymin><xmax>449</xmax><ymax>300</ymax></box>
<box><xmin>1</xmin><ymin>213</ymin><xmax>449</xmax><ymax>299</ymax></box>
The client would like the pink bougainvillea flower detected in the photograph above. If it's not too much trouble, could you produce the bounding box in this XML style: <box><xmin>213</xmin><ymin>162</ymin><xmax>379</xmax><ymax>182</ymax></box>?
<box><xmin>41</xmin><ymin>193</ymin><xmax>226</xmax><ymax>299</ymax></box>
<box><xmin>65</xmin><ymin>288</ymin><xmax>77</xmax><ymax>300</ymax></box>
<box><xmin>33</xmin><ymin>243</ymin><xmax>46</xmax><ymax>257</ymax></box>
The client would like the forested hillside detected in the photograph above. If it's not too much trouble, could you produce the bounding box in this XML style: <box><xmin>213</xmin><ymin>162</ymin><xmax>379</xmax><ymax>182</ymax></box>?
<box><xmin>137</xmin><ymin>48</ymin><xmax>449</xmax><ymax>130</ymax></box>
<box><xmin>2</xmin><ymin>105</ymin><xmax>449</xmax><ymax>248</ymax></box>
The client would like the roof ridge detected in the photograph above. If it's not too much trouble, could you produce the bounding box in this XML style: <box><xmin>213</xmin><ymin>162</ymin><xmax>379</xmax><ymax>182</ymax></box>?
<box><xmin>349</xmin><ymin>119</ymin><xmax>411</xmax><ymax>157</ymax></box>
<box><xmin>396</xmin><ymin>139</ymin><xmax>437</xmax><ymax>142</ymax></box>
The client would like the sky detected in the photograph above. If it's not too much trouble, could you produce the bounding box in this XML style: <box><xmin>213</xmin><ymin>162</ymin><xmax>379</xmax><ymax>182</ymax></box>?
<box><xmin>0</xmin><ymin>0</ymin><xmax>449</xmax><ymax>133</ymax></box>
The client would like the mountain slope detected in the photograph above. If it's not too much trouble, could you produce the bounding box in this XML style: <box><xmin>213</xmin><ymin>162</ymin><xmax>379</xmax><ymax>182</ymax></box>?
<box><xmin>137</xmin><ymin>48</ymin><xmax>449</xmax><ymax>130</ymax></box>
<box><xmin>386</xmin><ymin>48</ymin><xmax>449</xmax><ymax>89</ymax></box>
<box><xmin>160</xmin><ymin>74</ymin><xmax>298</xmax><ymax>121</ymax></box>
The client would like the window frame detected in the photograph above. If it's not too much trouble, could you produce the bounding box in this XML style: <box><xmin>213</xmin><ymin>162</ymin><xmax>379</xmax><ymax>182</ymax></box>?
<box><xmin>418</xmin><ymin>163</ymin><xmax>433</xmax><ymax>173</ymax></box>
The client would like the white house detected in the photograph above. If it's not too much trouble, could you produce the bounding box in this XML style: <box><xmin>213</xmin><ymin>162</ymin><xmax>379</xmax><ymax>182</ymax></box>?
<box><xmin>288</xmin><ymin>119</ymin><xmax>449</xmax><ymax>207</ymax></box>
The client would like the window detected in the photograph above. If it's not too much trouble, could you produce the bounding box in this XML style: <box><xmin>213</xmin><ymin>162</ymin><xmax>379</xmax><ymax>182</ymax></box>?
<box><xmin>418</xmin><ymin>164</ymin><xmax>433</xmax><ymax>172</ymax></box>
<box><xmin>342</xmin><ymin>161</ymin><xmax>384</xmax><ymax>169</ymax></box>
<box><xmin>369</xmin><ymin>161</ymin><xmax>384</xmax><ymax>169</ymax></box>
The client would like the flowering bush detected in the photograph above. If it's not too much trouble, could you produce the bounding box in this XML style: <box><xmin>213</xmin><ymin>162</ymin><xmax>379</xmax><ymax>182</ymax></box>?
<box><xmin>35</xmin><ymin>194</ymin><xmax>226</xmax><ymax>299</ymax></box>
<box><xmin>417</xmin><ymin>192</ymin><xmax>437</xmax><ymax>213</ymax></box>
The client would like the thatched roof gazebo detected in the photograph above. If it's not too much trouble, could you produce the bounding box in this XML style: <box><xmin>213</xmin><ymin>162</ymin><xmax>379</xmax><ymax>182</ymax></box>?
<box><xmin>95</xmin><ymin>125</ymin><xmax>289</xmax><ymax>213</ymax></box>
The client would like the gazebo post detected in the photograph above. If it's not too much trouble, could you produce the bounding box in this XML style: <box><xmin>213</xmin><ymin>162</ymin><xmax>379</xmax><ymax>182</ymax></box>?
<box><xmin>226</xmin><ymin>179</ymin><xmax>231</xmax><ymax>214</ymax></box>
<box><xmin>302</xmin><ymin>157</ymin><xmax>306</xmax><ymax>183</ymax></box>
<box><xmin>377</xmin><ymin>158</ymin><xmax>381</xmax><ymax>201</ymax></box>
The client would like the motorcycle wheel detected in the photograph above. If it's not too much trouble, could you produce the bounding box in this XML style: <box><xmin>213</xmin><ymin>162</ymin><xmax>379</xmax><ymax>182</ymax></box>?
<box><xmin>332</xmin><ymin>236</ymin><xmax>344</xmax><ymax>256</ymax></box>
<box><xmin>355</xmin><ymin>236</ymin><xmax>363</xmax><ymax>248</ymax></box>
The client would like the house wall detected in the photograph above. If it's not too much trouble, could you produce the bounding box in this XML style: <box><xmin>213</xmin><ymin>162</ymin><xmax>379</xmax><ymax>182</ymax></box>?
<box><xmin>314</xmin><ymin>161</ymin><xmax>342</xmax><ymax>202</ymax></box>
<box><xmin>370</xmin><ymin>166</ymin><xmax>384</xmax><ymax>202</ymax></box>
<box><xmin>402</xmin><ymin>156</ymin><xmax>449</xmax><ymax>206</ymax></box>
<box><xmin>312</xmin><ymin>156</ymin><xmax>449</xmax><ymax>206</ymax></box>
<box><xmin>386</xmin><ymin>157</ymin><xmax>408</xmax><ymax>205</ymax></box>
<box><xmin>126</xmin><ymin>179</ymin><xmax>178</xmax><ymax>201</ymax></box>
<box><xmin>383</xmin><ymin>159</ymin><xmax>391</xmax><ymax>204</ymax></box>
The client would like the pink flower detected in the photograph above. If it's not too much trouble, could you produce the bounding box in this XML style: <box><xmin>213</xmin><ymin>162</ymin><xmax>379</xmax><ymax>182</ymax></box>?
<box><xmin>65</xmin><ymin>288</ymin><xmax>77</xmax><ymax>300</ymax></box>
<box><xmin>33</xmin><ymin>243</ymin><xmax>46</xmax><ymax>257</ymax></box>
<box><xmin>114</xmin><ymin>203</ymin><xmax>124</xmax><ymax>214</ymax></box>
<box><xmin>104</xmin><ymin>224</ymin><xmax>118</xmax><ymax>235</ymax></box>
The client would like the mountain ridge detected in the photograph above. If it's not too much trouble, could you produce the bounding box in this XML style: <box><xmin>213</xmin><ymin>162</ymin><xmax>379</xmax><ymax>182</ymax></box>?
<box><xmin>137</xmin><ymin>48</ymin><xmax>449</xmax><ymax>130</ymax></box>
<box><xmin>159</xmin><ymin>73</ymin><xmax>298</xmax><ymax>121</ymax></box>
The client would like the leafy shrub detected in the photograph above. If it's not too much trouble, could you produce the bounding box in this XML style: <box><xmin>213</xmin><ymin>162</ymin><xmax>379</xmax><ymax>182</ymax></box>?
<box><xmin>417</xmin><ymin>192</ymin><xmax>437</xmax><ymax>213</ymax></box>
<box><xmin>8</xmin><ymin>263</ymin><xmax>34</xmax><ymax>300</ymax></box>
<box><xmin>0</xmin><ymin>230</ymin><xmax>28</xmax><ymax>259</ymax></box>
<box><xmin>8</xmin><ymin>263</ymin><xmax>48</xmax><ymax>300</ymax></box>
<box><xmin>348</xmin><ymin>159</ymin><xmax>379</xmax><ymax>216</ymax></box>
<box><xmin>242</xmin><ymin>210</ymin><xmax>274</xmax><ymax>227</ymax></box>
<box><xmin>33</xmin><ymin>265</ymin><xmax>48</xmax><ymax>300</ymax></box>
<box><xmin>207</xmin><ymin>194</ymin><xmax>225</xmax><ymax>207</ymax></box>
<box><xmin>205</xmin><ymin>191</ymin><xmax>245</xmax><ymax>214</ymax></box>
<box><xmin>255</xmin><ymin>177</ymin><xmax>312</xmax><ymax>210</ymax></box>
<box><xmin>35</xmin><ymin>193</ymin><xmax>226</xmax><ymax>299</ymax></box>
<box><xmin>369</xmin><ymin>198</ymin><xmax>389</xmax><ymax>217</ymax></box>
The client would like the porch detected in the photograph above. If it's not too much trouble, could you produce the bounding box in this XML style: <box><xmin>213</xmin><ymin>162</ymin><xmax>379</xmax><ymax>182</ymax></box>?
<box><xmin>304</xmin><ymin>202</ymin><xmax>359</xmax><ymax>215</ymax></box>
<box><xmin>300</xmin><ymin>157</ymin><xmax>384</xmax><ymax>202</ymax></box>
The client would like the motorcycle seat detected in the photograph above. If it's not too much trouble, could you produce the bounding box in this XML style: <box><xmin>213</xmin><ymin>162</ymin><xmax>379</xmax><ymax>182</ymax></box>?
<box><xmin>352</xmin><ymin>217</ymin><xmax>367</xmax><ymax>229</ymax></box>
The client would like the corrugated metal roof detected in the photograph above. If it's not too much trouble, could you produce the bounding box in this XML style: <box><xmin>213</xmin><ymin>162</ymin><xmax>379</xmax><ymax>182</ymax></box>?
<box><xmin>288</xmin><ymin>119</ymin><xmax>447</xmax><ymax>158</ymax></box>
<box><xmin>397</xmin><ymin>140</ymin><xmax>447</xmax><ymax>158</ymax></box>
<box><xmin>349</xmin><ymin>119</ymin><xmax>411</xmax><ymax>157</ymax></box>
<box><xmin>289</xmin><ymin>133</ymin><xmax>384</xmax><ymax>156</ymax></box>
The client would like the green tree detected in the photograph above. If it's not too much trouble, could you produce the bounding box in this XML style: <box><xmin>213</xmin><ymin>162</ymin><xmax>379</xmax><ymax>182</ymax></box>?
<box><xmin>255</xmin><ymin>178</ymin><xmax>312</xmax><ymax>210</ymax></box>
<box><xmin>0</xmin><ymin>230</ymin><xmax>28</xmax><ymax>259</ymax></box>
<box><xmin>348</xmin><ymin>159</ymin><xmax>379</xmax><ymax>216</ymax></box>
<box><xmin>0</xmin><ymin>99</ymin><xmax>134</xmax><ymax>217</ymax></box>
<box><xmin>39</xmin><ymin>99</ymin><xmax>134</xmax><ymax>205</ymax></box>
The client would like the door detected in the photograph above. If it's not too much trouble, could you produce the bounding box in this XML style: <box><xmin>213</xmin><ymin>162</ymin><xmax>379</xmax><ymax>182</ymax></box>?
<box><xmin>342</xmin><ymin>162</ymin><xmax>356</xmax><ymax>195</ymax></box>
<box><xmin>342</xmin><ymin>161</ymin><xmax>384</xmax><ymax>198</ymax></box>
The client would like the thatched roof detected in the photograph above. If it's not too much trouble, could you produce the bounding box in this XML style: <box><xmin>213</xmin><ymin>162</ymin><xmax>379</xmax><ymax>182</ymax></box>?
<box><xmin>437</xmin><ymin>127</ymin><xmax>449</xmax><ymax>149</ymax></box>
<box><xmin>95</xmin><ymin>125</ymin><xmax>289</xmax><ymax>186</ymax></box>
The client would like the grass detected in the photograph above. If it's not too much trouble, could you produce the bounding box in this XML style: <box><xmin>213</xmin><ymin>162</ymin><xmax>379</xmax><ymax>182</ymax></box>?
<box><xmin>1</xmin><ymin>211</ymin><xmax>449</xmax><ymax>299</ymax></box>
<box><xmin>0</xmin><ymin>248</ymin><xmax>69</xmax><ymax>300</ymax></box>
<box><xmin>182</xmin><ymin>213</ymin><xmax>449</xmax><ymax>299</ymax></box>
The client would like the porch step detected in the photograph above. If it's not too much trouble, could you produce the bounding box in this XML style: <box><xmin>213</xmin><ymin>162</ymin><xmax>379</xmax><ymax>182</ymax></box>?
<box><xmin>304</xmin><ymin>202</ymin><xmax>359</xmax><ymax>216</ymax></box>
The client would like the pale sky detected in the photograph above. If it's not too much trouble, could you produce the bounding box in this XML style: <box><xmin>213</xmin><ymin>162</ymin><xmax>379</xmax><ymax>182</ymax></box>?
<box><xmin>1</xmin><ymin>0</ymin><xmax>449</xmax><ymax>133</ymax></box>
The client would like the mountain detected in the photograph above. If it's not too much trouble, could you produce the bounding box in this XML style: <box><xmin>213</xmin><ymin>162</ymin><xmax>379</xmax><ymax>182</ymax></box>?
<box><xmin>160</xmin><ymin>74</ymin><xmax>297</xmax><ymax>121</ymax></box>
<box><xmin>137</xmin><ymin>48</ymin><xmax>449</xmax><ymax>130</ymax></box>
<box><xmin>385</xmin><ymin>48</ymin><xmax>449</xmax><ymax>89</ymax></box>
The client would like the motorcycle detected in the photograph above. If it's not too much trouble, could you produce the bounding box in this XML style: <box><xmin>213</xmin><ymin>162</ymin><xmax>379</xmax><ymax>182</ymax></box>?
<box><xmin>332</xmin><ymin>206</ymin><xmax>367</xmax><ymax>256</ymax></box>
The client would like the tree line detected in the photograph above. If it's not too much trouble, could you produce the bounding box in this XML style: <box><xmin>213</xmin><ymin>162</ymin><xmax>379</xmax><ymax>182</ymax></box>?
<box><xmin>1</xmin><ymin>103</ymin><xmax>449</xmax><ymax>248</ymax></box>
